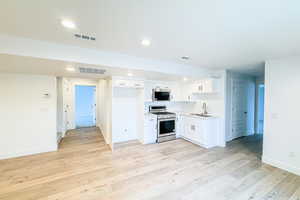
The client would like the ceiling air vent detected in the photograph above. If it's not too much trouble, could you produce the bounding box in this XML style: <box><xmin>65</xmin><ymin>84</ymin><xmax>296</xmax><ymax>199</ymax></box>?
<box><xmin>79</xmin><ymin>67</ymin><xmax>106</xmax><ymax>74</ymax></box>
<box><xmin>74</xmin><ymin>34</ymin><xmax>96</xmax><ymax>41</ymax></box>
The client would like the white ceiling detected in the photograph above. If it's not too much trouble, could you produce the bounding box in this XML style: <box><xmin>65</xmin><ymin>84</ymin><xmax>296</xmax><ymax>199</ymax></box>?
<box><xmin>1</xmin><ymin>0</ymin><xmax>299</xmax><ymax>75</ymax></box>
<box><xmin>0</xmin><ymin>54</ymin><xmax>186</xmax><ymax>81</ymax></box>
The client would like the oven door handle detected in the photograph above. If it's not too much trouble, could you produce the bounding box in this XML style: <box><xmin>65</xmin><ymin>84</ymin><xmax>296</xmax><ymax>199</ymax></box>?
<box><xmin>158</xmin><ymin>118</ymin><xmax>176</xmax><ymax>122</ymax></box>
<box><xmin>159</xmin><ymin>132</ymin><xmax>176</xmax><ymax>137</ymax></box>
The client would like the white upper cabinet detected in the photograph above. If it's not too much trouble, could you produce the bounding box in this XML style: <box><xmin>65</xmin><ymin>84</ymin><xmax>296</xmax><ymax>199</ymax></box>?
<box><xmin>143</xmin><ymin>78</ymin><xmax>220</xmax><ymax>102</ymax></box>
<box><xmin>168</xmin><ymin>83</ymin><xmax>181</xmax><ymax>102</ymax></box>
<box><xmin>191</xmin><ymin>79</ymin><xmax>219</xmax><ymax>94</ymax></box>
<box><xmin>113</xmin><ymin>79</ymin><xmax>144</xmax><ymax>89</ymax></box>
<box><xmin>177</xmin><ymin>83</ymin><xmax>193</xmax><ymax>102</ymax></box>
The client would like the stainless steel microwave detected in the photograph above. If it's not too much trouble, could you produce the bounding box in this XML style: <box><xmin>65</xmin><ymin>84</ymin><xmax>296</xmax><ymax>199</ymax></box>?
<box><xmin>152</xmin><ymin>88</ymin><xmax>171</xmax><ymax>101</ymax></box>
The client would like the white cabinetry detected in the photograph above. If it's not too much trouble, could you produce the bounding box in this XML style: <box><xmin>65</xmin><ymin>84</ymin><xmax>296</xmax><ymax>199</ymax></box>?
<box><xmin>169</xmin><ymin>83</ymin><xmax>181</xmax><ymax>102</ymax></box>
<box><xmin>176</xmin><ymin>115</ymin><xmax>183</xmax><ymax>138</ymax></box>
<box><xmin>191</xmin><ymin>79</ymin><xmax>219</xmax><ymax>94</ymax></box>
<box><xmin>113</xmin><ymin>79</ymin><xmax>144</xmax><ymax>89</ymax></box>
<box><xmin>143</xmin><ymin>114</ymin><xmax>157</xmax><ymax>144</ymax></box>
<box><xmin>179</xmin><ymin>115</ymin><xmax>220</xmax><ymax>148</ymax></box>
<box><xmin>179</xmin><ymin>83</ymin><xmax>194</xmax><ymax>102</ymax></box>
<box><xmin>144</xmin><ymin>78</ymin><xmax>219</xmax><ymax>102</ymax></box>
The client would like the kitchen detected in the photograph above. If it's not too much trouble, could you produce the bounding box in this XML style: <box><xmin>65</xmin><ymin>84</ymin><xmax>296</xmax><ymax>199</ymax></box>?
<box><xmin>98</xmin><ymin>72</ymin><xmax>227</xmax><ymax>150</ymax></box>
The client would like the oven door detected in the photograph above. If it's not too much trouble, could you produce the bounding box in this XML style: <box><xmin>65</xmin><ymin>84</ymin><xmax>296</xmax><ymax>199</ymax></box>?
<box><xmin>158</xmin><ymin>118</ymin><xmax>176</xmax><ymax>137</ymax></box>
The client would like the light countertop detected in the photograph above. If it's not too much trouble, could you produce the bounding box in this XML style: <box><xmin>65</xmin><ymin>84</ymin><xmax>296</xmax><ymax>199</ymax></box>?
<box><xmin>179</xmin><ymin>112</ymin><xmax>219</xmax><ymax>119</ymax></box>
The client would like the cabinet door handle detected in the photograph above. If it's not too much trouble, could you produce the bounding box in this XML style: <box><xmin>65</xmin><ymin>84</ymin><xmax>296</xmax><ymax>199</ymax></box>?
<box><xmin>198</xmin><ymin>85</ymin><xmax>203</xmax><ymax>91</ymax></box>
<box><xmin>191</xmin><ymin>125</ymin><xmax>196</xmax><ymax>131</ymax></box>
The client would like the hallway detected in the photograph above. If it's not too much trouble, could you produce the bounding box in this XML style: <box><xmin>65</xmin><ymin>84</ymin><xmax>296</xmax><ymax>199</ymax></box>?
<box><xmin>0</xmin><ymin>128</ymin><xmax>300</xmax><ymax>200</ymax></box>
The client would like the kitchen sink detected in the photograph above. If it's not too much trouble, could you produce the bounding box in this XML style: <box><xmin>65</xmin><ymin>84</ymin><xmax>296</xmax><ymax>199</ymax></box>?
<box><xmin>190</xmin><ymin>113</ymin><xmax>212</xmax><ymax>117</ymax></box>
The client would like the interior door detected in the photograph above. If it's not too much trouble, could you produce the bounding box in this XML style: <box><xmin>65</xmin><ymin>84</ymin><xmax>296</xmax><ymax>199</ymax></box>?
<box><xmin>230</xmin><ymin>79</ymin><xmax>248</xmax><ymax>140</ymax></box>
<box><xmin>75</xmin><ymin>85</ymin><xmax>96</xmax><ymax>128</ymax></box>
<box><xmin>63</xmin><ymin>79</ymin><xmax>73</xmax><ymax>131</ymax></box>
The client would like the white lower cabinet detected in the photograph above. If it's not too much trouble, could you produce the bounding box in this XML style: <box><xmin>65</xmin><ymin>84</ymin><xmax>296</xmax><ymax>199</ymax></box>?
<box><xmin>143</xmin><ymin>115</ymin><xmax>157</xmax><ymax>144</ymax></box>
<box><xmin>179</xmin><ymin>115</ymin><xmax>220</xmax><ymax>148</ymax></box>
<box><xmin>176</xmin><ymin>115</ymin><xmax>182</xmax><ymax>138</ymax></box>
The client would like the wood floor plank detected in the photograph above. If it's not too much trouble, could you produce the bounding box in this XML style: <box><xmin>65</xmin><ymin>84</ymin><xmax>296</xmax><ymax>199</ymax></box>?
<box><xmin>0</xmin><ymin>128</ymin><xmax>299</xmax><ymax>200</ymax></box>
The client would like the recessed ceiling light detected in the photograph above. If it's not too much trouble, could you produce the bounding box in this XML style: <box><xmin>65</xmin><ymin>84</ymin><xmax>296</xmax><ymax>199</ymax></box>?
<box><xmin>183</xmin><ymin>77</ymin><xmax>188</xmax><ymax>81</ymax></box>
<box><xmin>128</xmin><ymin>72</ymin><xmax>133</xmax><ymax>76</ymax></box>
<box><xmin>61</xmin><ymin>20</ymin><xmax>76</xmax><ymax>29</ymax></box>
<box><xmin>181</xmin><ymin>56</ymin><xmax>190</xmax><ymax>60</ymax></box>
<box><xmin>66</xmin><ymin>67</ymin><xmax>75</xmax><ymax>72</ymax></box>
<box><xmin>141</xmin><ymin>39</ymin><xmax>151</xmax><ymax>46</ymax></box>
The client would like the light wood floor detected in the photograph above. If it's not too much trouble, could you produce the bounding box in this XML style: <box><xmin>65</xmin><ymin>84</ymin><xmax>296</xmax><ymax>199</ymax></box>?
<box><xmin>1</xmin><ymin>128</ymin><xmax>300</xmax><ymax>200</ymax></box>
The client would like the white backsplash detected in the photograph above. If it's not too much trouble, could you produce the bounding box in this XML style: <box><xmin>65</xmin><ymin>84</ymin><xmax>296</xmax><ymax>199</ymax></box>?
<box><xmin>144</xmin><ymin>101</ymin><xmax>201</xmax><ymax>114</ymax></box>
<box><xmin>144</xmin><ymin>99</ymin><xmax>223</xmax><ymax>117</ymax></box>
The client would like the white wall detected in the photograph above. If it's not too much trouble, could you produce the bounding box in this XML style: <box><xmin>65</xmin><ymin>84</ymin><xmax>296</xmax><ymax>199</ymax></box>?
<box><xmin>263</xmin><ymin>59</ymin><xmax>300</xmax><ymax>175</ymax></box>
<box><xmin>107</xmin><ymin>80</ymin><xmax>113</xmax><ymax>147</ymax></box>
<box><xmin>0</xmin><ymin>73</ymin><xmax>57</xmax><ymax>159</ymax></box>
<box><xmin>56</xmin><ymin>77</ymin><xmax>63</xmax><ymax>142</ymax></box>
<box><xmin>111</xmin><ymin>85</ymin><xmax>144</xmax><ymax>144</ymax></box>
<box><xmin>98</xmin><ymin>79</ymin><xmax>110</xmax><ymax>144</ymax></box>
<box><xmin>112</xmin><ymin>88</ymin><xmax>139</xmax><ymax>143</ymax></box>
<box><xmin>97</xmin><ymin>79</ymin><xmax>114</xmax><ymax>149</ymax></box>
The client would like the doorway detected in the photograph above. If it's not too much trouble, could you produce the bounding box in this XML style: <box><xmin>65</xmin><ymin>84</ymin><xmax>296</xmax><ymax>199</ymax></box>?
<box><xmin>75</xmin><ymin>85</ymin><xmax>96</xmax><ymax>128</ymax></box>
<box><xmin>228</xmin><ymin>76</ymin><xmax>256</xmax><ymax>141</ymax></box>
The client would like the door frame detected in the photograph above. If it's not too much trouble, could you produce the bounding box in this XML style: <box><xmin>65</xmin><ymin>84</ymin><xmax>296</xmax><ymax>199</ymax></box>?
<box><xmin>73</xmin><ymin>83</ymin><xmax>98</xmax><ymax>129</ymax></box>
<box><xmin>254</xmin><ymin>78</ymin><xmax>265</xmax><ymax>134</ymax></box>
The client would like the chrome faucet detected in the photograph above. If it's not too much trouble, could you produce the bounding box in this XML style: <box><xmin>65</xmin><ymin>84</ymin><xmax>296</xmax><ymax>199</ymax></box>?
<box><xmin>202</xmin><ymin>102</ymin><xmax>208</xmax><ymax>115</ymax></box>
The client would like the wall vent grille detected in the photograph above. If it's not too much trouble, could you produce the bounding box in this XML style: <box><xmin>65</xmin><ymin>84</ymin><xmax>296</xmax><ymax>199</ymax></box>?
<box><xmin>79</xmin><ymin>67</ymin><xmax>106</xmax><ymax>74</ymax></box>
<box><xmin>74</xmin><ymin>34</ymin><xmax>96</xmax><ymax>41</ymax></box>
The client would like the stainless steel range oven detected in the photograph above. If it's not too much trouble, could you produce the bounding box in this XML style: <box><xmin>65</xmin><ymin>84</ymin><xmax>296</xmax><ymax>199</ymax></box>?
<box><xmin>149</xmin><ymin>106</ymin><xmax>176</xmax><ymax>143</ymax></box>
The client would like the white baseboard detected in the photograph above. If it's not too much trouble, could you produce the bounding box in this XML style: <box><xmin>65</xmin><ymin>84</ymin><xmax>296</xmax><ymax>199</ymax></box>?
<box><xmin>96</xmin><ymin>125</ymin><xmax>110</xmax><ymax>145</ymax></box>
<box><xmin>0</xmin><ymin>146</ymin><xmax>57</xmax><ymax>160</ymax></box>
<box><xmin>262</xmin><ymin>155</ymin><xmax>300</xmax><ymax>176</ymax></box>
<box><xmin>57</xmin><ymin>132</ymin><xmax>63</xmax><ymax>144</ymax></box>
